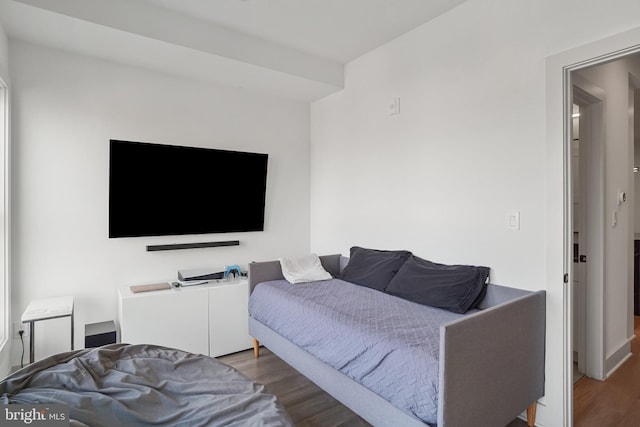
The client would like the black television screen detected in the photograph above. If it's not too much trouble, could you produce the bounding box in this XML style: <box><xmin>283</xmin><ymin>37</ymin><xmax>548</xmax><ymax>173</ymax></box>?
<box><xmin>109</xmin><ymin>140</ymin><xmax>268</xmax><ymax>238</ymax></box>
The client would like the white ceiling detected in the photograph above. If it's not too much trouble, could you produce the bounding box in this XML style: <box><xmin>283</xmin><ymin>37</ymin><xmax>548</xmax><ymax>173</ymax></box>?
<box><xmin>131</xmin><ymin>0</ymin><xmax>466</xmax><ymax>63</ymax></box>
<box><xmin>0</xmin><ymin>0</ymin><xmax>467</xmax><ymax>100</ymax></box>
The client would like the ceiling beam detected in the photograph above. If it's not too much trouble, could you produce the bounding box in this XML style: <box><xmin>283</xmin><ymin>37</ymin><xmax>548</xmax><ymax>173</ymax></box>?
<box><xmin>1</xmin><ymin>0</ymin><xmax>344</xmax><ymax>101</ymax></box>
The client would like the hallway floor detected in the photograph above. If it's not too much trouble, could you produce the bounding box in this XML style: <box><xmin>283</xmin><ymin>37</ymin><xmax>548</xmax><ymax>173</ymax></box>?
<box><xmin>573</xmin><ymin>317</ymin><xmax>640</xmax><ymax>426</ymax></box>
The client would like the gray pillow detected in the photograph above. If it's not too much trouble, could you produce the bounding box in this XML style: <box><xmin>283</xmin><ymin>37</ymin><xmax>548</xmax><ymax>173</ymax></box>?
<box><xmin>385</xmin><ymin>255</ymin><xmax>490</xmax><ymax>313</ymax></box>
<box><xmin>340</xmin><ymin>246</ymin><xmax>412</xmax><ymax>291</ymax></box>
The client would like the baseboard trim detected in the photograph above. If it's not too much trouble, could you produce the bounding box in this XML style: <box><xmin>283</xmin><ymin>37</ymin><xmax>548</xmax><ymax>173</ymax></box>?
<box><xmin>605</xmin><ymin>336</ymin><xmax>633</xmax><ymax>377</ymax></box>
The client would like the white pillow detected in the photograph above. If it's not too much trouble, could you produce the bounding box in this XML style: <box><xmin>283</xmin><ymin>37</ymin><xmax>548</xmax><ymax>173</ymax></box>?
<box><xmin>279</xmin><ymin>253</ymin><xmax>332</xmax><ymax>284</ymax></box>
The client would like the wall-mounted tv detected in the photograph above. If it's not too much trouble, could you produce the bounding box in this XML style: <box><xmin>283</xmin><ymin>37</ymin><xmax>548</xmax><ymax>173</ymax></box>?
<box><xmin>109</xmin><ymin>139</ymin><xmax>268</xmax><ymax>238</ymax></box>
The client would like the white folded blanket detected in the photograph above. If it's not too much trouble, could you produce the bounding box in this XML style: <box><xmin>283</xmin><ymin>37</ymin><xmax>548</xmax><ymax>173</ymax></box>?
<box><xmin>279</xmin><ymin>253</ymin><xmax>332</xmax><ymax>284</ymax></box>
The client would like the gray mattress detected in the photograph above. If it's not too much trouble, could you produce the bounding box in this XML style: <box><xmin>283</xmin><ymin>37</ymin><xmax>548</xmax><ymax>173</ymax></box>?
<box><xmin>248</xmin><ymin>278</ymin><xmax>469</xmax><ymax>425</ymax></box>
<box><xmin>0</xmin><ymin>343</ymin><xmax>293</xmax><ymax>427</ymax></box>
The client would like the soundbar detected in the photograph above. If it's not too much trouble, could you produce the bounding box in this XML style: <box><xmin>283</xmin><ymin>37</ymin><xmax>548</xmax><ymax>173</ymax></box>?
<box><xmin>146</xmin><ymin>240</ymin><xmax>240</xmax><ymax>252</ymax></box>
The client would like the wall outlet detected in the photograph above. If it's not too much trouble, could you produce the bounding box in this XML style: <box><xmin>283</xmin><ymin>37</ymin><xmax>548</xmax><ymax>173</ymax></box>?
<box><xmin>13</xmin><ymin>322</ymin><xmax>26</xmax><ymax>339</ymax></box>
<box><xmin>388</xmin><ymin>97</ymin><xmax>400</xmax><ymax>115</ymax></box>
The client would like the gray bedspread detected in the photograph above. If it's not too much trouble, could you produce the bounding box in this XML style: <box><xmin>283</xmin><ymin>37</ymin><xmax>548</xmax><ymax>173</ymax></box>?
<box><xmin>0</xmin><ymin>344</ymin><xmax>293</xmax><ymax>427</ymax></box>
<box><xmin>248</xmin><ymin>279</ymin><xmax>468</xmax><ymax>426</ymax></box>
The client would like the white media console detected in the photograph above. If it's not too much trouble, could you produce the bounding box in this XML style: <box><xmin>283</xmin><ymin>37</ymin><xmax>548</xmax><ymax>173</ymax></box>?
<box><xmin>118</xmin><ymin>279</ymin><xmax>253</xmax><ymax>357</ymax></box>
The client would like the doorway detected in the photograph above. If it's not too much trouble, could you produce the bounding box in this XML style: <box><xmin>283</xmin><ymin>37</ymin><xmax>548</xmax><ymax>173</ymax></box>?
<box><xmin>567</xmin><ymin>52</ymin><xmax>640</xmax><ymax>424</ymax></box>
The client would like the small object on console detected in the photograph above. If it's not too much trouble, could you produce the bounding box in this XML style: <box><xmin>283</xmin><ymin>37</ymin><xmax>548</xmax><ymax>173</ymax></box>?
<box><xmin>178</xmin><ymin>268</ymin><xmax>225</xmax><ymax>282</ymax></box>
<box><xmin>224</xmin><ymin>265</ymin><xmax>241</xmax><ymax>280</ymax></box>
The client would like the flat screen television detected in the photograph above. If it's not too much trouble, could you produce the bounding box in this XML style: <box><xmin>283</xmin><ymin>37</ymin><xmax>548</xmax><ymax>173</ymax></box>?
<box><xmin>109</xmin><ymin>139</ymin><xmax>268</xmax><ymax>238</ymax></box>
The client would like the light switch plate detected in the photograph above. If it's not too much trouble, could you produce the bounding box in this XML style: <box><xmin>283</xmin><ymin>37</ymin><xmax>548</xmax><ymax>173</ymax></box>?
<box><xmin>388</xmin><ymin>97</ymin><xmax>400</xmax><ymax>115</ymax></box>
<box><xmin>508</xmin><ymin>211</ymin><xmax>520</xmax><ymax>231</ymax></box>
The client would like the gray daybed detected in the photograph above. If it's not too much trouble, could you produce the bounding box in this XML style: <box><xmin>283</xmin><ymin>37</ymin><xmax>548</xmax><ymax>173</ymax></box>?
<box><xmin>248</xmin><ymin>253</ymin><xmax>546</xmax><ymax>427</ymax></box>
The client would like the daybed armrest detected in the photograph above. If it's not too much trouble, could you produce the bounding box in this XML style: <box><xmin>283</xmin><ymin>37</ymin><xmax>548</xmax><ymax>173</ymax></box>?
<box><xmin>476</xmin><ymin>283</ymin><xmax>531</xmax><ymax>309</ymax></box>
<box><xmin>249</xmin><ymin>260</ymin><xmax>283</xmax><ymax>293</ymax></box>
<box><xmin>438</xmin><ymin>290</ymin><xmax>546</xmax><ymax>427</ymax></box>
<box><xmin>248</xmin><ymin>254</ymin><xmax>342</xmax><ymax>293</ymax></box>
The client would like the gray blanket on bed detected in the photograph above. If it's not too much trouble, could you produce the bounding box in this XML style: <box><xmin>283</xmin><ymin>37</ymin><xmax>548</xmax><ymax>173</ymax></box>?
<box><xmin>248</xmin><ymin>279</ymin><xmax>468</xmax><ymax>426</ymax></box>
<box><xmin>0</xmin><ymin>344</ymin><xmax>293</xmax><ymax>427</ymax></box>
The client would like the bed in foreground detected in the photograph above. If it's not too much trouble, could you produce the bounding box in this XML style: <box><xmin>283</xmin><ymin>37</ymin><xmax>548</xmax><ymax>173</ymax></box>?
<box><xmin>248</xmin><ymin>251</ymin><xmax>546</xmax><ymax>427</ymax></box>
<box><xmin>0</xmin><ymin>343</ymin><xmax>293</xmax><ymax>427</ymax></box>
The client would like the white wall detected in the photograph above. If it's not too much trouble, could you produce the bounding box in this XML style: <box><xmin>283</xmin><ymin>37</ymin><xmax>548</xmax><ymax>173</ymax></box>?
<box><xmin>0</xmin><ymin>19</ymin><xmax>10</xmax><ymax>376</ymax></box>
<box><xmin>310</xmin><ymin>0</ymin><xmax>640</xmax><ymax>425</ymax></box>
<box><xmin>0</xmin><ymin>23</ymin><xmax>7</xmax><ymax>74</ymax></box>
<box><xmin>10</xmin><ymin>40</ymin><xmax>311</xmax><ymax>362</ymax></box>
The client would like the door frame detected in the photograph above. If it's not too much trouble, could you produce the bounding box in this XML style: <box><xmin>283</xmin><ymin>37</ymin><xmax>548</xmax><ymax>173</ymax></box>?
<box><xmin>571</xmin><ymin>80</ymin><xmax>606</xmax><ymax>381</ymax></box>
<box><xmin>556</xmin><ymin>39</ymin><xmax>640</xmax><ymax>427</ymax></box>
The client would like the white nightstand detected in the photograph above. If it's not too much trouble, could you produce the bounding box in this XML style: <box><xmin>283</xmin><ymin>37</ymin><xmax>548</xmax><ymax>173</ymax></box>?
<box><xmin>21</xmin><ymin>296</ymin><xmax>74</xmax><ymax>364</ymax></box>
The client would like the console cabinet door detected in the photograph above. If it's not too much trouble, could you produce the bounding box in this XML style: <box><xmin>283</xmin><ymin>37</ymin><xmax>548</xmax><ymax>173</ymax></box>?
<box><xmin>209</xmin><ymin>282</ymin><xmax>253</xmax><ymax>357</ymax></box>
<box><xmin>120</xmin><ymin>288</ymin><xmax>209</xmax><ymax>355</ymax></box>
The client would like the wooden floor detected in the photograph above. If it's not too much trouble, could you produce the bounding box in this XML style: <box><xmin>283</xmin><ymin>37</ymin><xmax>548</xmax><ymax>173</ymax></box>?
<box><xmin>219</xmin><ymin>347</ymin><xmax>529</xmax><ymax>427</ymax></box>
<box><xmin>573</xmin><ymin>317</ymin><xmax>640</xmax><ymax>427</ymax></box>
